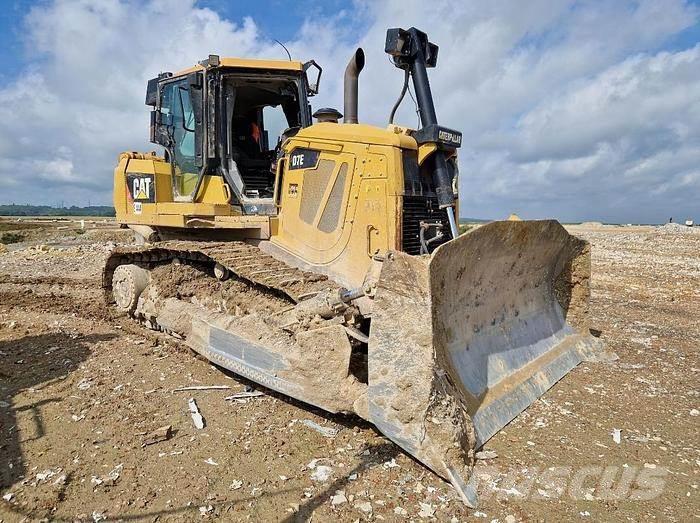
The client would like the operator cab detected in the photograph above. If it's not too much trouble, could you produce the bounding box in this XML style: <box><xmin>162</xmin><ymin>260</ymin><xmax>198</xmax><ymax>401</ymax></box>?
<box><xmin>146</xmin><ymin>55</ymin><xmax>321</xmax><ymax>213</ymax></box>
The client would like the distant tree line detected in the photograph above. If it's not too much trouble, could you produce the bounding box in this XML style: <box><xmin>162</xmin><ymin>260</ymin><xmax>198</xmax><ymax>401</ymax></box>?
<box><xmin>0</xmin><ymin>204</ymin><xmax>116</xmax><ymax>217</ymax></box>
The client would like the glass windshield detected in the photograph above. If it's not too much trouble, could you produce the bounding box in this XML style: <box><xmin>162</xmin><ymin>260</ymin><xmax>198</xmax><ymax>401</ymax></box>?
<box><xmin>262</xmin><ymin>104</ymin><xmax>290</xmax><ymax>152</ymax></box>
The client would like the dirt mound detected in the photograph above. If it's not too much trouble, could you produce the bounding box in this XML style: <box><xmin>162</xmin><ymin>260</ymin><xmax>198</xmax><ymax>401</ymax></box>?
<box><xmin>658</xmin><ymin>222</ymin><xmax>699</xmax><ymax>234</ymax></box>
<box><xmin>82</xmin><ymin>227</ymin><xmax>134</xmax><ymax>243</ymax></box>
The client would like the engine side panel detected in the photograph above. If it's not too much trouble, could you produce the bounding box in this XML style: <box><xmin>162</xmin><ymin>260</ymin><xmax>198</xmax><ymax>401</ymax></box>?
<box><xmin>270</xmin><ymin>131</ymin><xmax>406</xmax><ymax>288</ymax></box>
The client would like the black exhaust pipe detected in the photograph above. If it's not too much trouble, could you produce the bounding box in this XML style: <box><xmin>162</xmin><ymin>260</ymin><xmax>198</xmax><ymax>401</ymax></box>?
<box><xmin>343</xmin><ymin>48</ymin><xmax>365</xmax><ymax>124</ymax></box>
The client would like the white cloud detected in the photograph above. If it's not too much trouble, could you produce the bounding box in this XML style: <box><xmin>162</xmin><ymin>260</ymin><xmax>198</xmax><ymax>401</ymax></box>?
<box><xmin>0</xmin><ymin>0</ymin><xmax>697</xmax><ymax>223</ymax></box>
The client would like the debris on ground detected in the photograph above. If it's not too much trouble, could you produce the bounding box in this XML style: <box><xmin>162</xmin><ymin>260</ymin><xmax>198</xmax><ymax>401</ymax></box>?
<box><xmin>418</xmin><ymin>502</ymin><xmax>436</xmax><ymax>518</ymax></box>
<box><xmin>142</xmin><ymin>425</ymin><xmax>173</xmax><ymax>446</ymax></box>
<box><xmin>310</xmin><ymin>465</ymin><xmax>333</xmax><ymax>482</ymax></box>
<box><xmin>172</xmin><ymin>385</ymin><xmax>231</xmax><ymax>392</ymax></box>
<box><xmin>475</xmin><ymin>450</ymin><xmax>498</xmax><ymax>460</ymax></box>
<box><xmin>188</xmin><ymin>397</ymin><xmax>205</xmax><ymax>429</ymax></box>
<box><xmin>382</xmin><ymin>458</ymin><xmax>400</xmax><ymax>469</ymax></box>
<box><xmin>91</xmin><ymin>464</ymin><xmax>122</xmax><ymax>489</ymax></box>
<box><xmin>612</xmin><ymin>428</ymin><xmax>622</xmax><ymax>444</ymax></box>
<box><xmin>331</xmin><ymin>490</ymin><xmax>348</xmax><ymax>505</ymax></box>
<box><xmin>223</xmin><ymin>391</ymin><xmax>265</xmax><ymax>402</ymax></box>
<box><xmin>302</xmin><ymin>419</ymin><xmax>340</xmax><ymax>438</ymax></box>
<box><xmin>77</xmin><ymin>377</ymin><xmax>92</xmax><ymax>390</ymax></box>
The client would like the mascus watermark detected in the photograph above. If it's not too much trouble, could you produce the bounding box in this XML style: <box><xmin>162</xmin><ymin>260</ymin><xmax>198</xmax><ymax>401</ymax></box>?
<box><xmin>471</xmin><ymin>464</ymin><xmax>669</xmax><ymax>501</ymax></box>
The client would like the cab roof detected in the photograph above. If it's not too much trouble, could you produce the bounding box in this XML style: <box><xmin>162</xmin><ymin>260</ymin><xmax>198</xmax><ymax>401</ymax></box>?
<box><xmin>174</xmin><ymin>57</ymin><xmax>304</xmax><ymax>77</ymax></box>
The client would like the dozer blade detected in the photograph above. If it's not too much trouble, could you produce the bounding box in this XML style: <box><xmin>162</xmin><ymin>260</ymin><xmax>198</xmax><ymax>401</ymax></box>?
<box><xmin>367</xmin><ymin>220</ymin><xmax>601</xmax><ymax>503</ymax></box>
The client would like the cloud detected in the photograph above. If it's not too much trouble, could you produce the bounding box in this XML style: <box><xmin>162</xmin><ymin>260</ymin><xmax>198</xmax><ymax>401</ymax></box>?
<box><xmin>0</xmin><ymin>0</ymin><xmax>698</xmax><ymax>223</ymax></box>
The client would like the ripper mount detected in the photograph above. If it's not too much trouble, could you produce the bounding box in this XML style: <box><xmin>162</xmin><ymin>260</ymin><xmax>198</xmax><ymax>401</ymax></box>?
<box><xmin>385</xmin><ymin>27</ymin><xmax>460</xmax><ymax>236</ymax></box>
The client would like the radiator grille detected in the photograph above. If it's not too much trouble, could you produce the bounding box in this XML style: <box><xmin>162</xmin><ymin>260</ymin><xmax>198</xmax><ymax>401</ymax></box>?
<box><xmin>299</xmin><ymin>159</ymin><xmax>334</xmax><ymax>224</ymax></box>
<box><xmin>401</xmin><ymin>195</ymin><xmax>452</xmax><ymax>255</ymax></box>
<box><xmin>318</xmin><ymin>163</ymin><xmax>348</xmax><ymax>233</ymax></box>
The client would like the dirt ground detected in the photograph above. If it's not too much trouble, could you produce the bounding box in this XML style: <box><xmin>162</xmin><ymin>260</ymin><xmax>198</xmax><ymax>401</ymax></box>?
<box><xmin>0</xmin><ymin>218</ymin><xmax>698</xmax><ymax>522</ymax></box>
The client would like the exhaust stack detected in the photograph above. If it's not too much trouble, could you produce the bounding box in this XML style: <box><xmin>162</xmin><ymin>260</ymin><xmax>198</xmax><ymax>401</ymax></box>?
<box><xmin>343</xmin><ymin>48</ymin><xmax>365</xmax><ymax>124</ymax></box>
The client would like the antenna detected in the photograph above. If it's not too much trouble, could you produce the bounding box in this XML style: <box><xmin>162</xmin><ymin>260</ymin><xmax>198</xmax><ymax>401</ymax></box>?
<box><xmin>274</xmin><ymin>39</ymin><xmax>292</xmax><ymax>61</ymax></box>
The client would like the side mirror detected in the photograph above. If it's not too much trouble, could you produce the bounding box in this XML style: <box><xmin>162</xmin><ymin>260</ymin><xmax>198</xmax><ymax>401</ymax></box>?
<box><xmin>145</xmin><ymin>77</ymin><xmax>159</xmax><ymax>106</ymax></box>
<box><xmin>150</xmin><ymin>110</ymin><xmax>173</xmax><ymax>147</ymax></box>
<box><xmin>303</xmin><ymin>60</ymin><xmax>322</xmax><ymax>96</ymax></box>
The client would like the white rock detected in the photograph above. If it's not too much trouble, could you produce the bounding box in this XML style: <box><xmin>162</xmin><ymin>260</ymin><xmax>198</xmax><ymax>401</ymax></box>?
<box><xmin>2</xmin><ymin>492</ymin><xmax>13</xmax><ymax>502</ymax></box>
<box><xmin>418</xmin><ymin>502</ymin><xmax>436</xmax><ymax>518</ymax></box>
<box><xmin>383</xmin><ymin>458</ymin><xmax>400</xmax><ymax>469</ymax></box>
<box><xmin>188</xmin><ymin>398</ymin><xmax>205</xmax><ymax>429</ymax></box>
<box><xmin>229</xmin><ymin>480</ymin><xmax>243</xmax><ymax>490</ymax></box>
<box><xmin>475</xmin><ymin>450</ymin><xmax>498</xmax><ymax>460</ymax></box>
<box><xmin>311</xmin><ymin>465</ymin><xmax>333</xmax><ymax>482</ymax></box>
<box><xmin>612</xmin><ymin>428</ymin><xmax>621</xmax><ymax>444</ymax></box>
<box><xmin>505</xmin><ymin>515</ymin><xmax>517</xmax><ymax>523</ymax></box>
<box><xmin>330</xmin><ymin>490</ymin><xmax>348</xmax><ymax>505</ymax></box>
<box><xmin>690</xmin><ymin>409</ymin><xmax>699</xmax><ymax>417</ymax></box>
<box><xmin>36</xmin><ymin>468</ymin><xmax>59</xmax><ymax>483</ymax></box>
<box><xmin>355</xmin><ymin>501</ymin><xmax>373</xmax><ymax>513</ymax></box>
<box><xmin>394</xmin><ymin>506</ymin><xmax>408</xmax><ymax>516</ymax></box>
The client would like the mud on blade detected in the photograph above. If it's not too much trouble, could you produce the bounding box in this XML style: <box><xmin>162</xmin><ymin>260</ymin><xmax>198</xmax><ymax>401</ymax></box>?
<box><xmin>368</xmin><ymin>220</ymin><xmax>601</xmax><ymax>498</ymax></box>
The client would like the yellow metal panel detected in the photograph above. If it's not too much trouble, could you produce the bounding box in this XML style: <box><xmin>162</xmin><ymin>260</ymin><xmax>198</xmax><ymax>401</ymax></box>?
<box><xmin>417</xmin><ymin>143</ymin><xmax>438</xmax><ymax>166</ymax></box>
<box><xmin>294</xmin><ymin>123</ymin><xmax>418</xmax><ymax>149</ymax></box>
<box><xmin>156</xmin><ymin>202</ymin><xmax>232</xmax><ymax>215</ymax></box>
<box><xmin>193</xmin><ymin>175</ymin><xmax>232</xmax><ymax>204</ymax></box>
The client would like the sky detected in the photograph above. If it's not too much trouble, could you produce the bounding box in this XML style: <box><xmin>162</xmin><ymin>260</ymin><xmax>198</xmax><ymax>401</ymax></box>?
<box><xmin>0</xmin><ymin>0</ymin><xmax>698</xmax><ymax>223</ymax></box>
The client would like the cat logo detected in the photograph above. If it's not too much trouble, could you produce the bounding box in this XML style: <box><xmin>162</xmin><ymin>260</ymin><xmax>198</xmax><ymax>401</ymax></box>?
<box><xmin>126</xmin><ymin>174</ymin><xmax>156</xmax><ymax>203</ymax></box>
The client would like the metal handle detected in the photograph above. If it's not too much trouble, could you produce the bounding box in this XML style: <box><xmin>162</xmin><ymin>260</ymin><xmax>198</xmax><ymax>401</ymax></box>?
<box><xmin>273</xmin><ymin>156</ymin><xmax>287</xmax><ymax>207</ymax></box>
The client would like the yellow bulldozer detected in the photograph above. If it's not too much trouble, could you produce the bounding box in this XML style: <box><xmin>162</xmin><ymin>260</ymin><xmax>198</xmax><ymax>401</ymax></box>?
<box><xmin>104</xmin><ymin>27</ymin><xmax>600</xmax><ymax>505</ymax></box>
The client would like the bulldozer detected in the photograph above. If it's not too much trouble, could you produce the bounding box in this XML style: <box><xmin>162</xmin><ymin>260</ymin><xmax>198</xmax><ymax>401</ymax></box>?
<box><xmin>104</xmin><ymin>27</ymin><xmax>600</xmax><ymax>505</ymax></box>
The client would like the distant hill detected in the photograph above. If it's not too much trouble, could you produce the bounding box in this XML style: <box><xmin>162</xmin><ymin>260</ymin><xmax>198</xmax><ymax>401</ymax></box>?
<box><xmin>0</xmin><ymin>204</ymin><xmax>115</xmax><ymax>217</ymax></box>
<box><xmin>460</xmin><ymin>217</ymin><xmax>491</xmax><ymax>223</ymax></box>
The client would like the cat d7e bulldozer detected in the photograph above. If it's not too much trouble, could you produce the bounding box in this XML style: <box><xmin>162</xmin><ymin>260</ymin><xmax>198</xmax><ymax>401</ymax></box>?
<box><xmin>104</xmin><ymin>27</ymin><xmax>601</xmax><ymax>505</ymax></box>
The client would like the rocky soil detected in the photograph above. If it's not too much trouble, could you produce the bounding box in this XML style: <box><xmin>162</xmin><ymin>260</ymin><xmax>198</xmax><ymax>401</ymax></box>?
<box><xmin>0</xmin><ymin>218</ymin><xmax>698</xmax><ymax>522</ymax></box>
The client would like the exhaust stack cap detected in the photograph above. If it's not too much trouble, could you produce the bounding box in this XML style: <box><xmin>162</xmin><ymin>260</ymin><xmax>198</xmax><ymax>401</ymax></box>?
<box><xmin>343</xmin><ymin>48</ymin><xmax>365</xmax><ymax>124</ymax></box>
<box><xmin>313</xmin><ymin>107</ymin><xmax>343</xmax><ymax>123</ymax></box>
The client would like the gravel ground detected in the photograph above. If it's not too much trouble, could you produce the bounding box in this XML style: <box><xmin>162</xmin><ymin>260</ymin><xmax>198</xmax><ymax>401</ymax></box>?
<box><xmin>0</xmin><ymin>219</ymin><xmax>698</xmax><ymax>522</ymax></box>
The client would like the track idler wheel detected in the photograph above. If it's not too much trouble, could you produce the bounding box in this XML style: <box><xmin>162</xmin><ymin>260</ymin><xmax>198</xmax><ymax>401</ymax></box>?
<box><xmin>214</xmin><ymin>263</ymin><xmax>230</xmax><ymax>281</ymax></box>
<box><xmin>112</xmin><ymin>264</ymin><xmax>150</xmax><ymax>313</ymax></box>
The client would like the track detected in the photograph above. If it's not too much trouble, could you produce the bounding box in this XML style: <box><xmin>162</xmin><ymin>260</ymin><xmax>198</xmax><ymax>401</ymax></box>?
<box><xmin>102</xmin><ymin>240</ymin><xmax>340</xmax><ymax>304</ymax></box>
